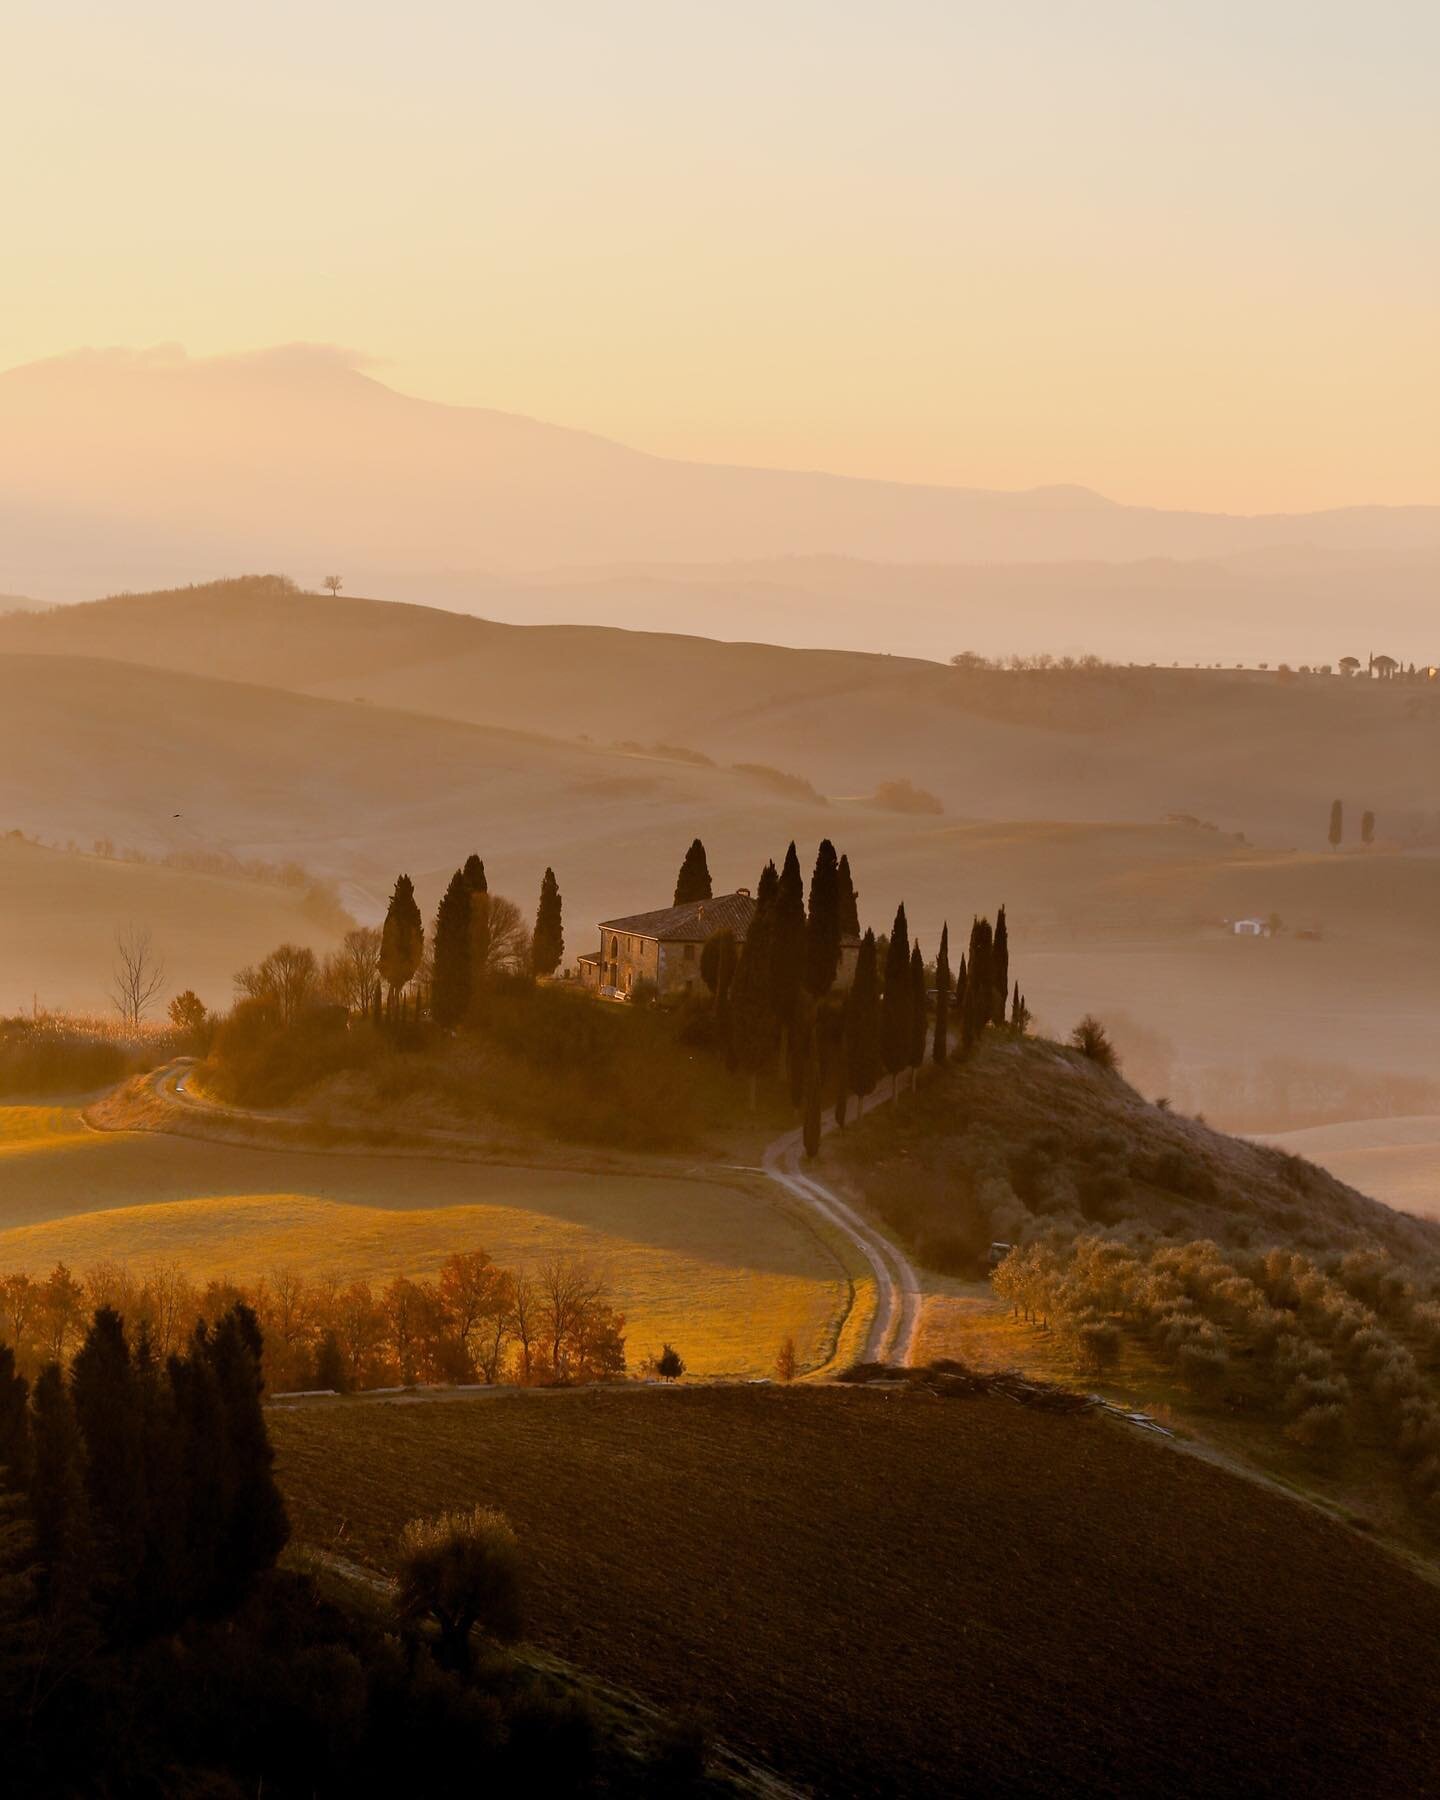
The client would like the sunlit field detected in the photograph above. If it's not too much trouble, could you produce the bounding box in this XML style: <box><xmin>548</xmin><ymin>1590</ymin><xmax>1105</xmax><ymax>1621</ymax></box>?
<box><xmin>0</xmin><ymin>1111</ymin><xmax>864</xmax><ymax>1378</ymax></box>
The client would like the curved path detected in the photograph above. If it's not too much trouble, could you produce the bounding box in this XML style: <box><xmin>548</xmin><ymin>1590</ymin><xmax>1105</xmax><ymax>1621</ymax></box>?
<box><xmin>761</xmin><ymin>1093</ymin><xmax>922</xmax><ymax>1367</ymax></box>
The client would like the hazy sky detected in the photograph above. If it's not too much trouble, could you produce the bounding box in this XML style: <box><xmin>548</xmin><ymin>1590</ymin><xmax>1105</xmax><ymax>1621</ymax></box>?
<box><xmin>4</xmin><ymin>1</ymin><xmax>1436</xmax><ymax>511</ymax></box>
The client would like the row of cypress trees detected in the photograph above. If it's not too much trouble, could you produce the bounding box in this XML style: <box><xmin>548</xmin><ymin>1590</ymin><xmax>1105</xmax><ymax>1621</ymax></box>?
<box><xmin>0</xmin><ymin>1304</ymin><xmax>288</xmax><ymax>1650</ymax></box>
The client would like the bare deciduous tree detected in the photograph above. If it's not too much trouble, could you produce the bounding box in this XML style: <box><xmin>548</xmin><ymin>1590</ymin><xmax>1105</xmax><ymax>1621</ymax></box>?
<box><xmin>322</xmin><ymin>925</ymin><xmax>383</xmax><ymax>1015</ymax></box>
<box><xmin>234</xmin><ymin>942</ymin><xmax>318</xmax><ymax>1024</ymax></box>
<box><xmin>321</xmin><ymin>574</ymin><xmax>343</xmax><ymax>597</ymax></box>
<box><xmin>110</xmin><ymin>923</ymin><xmax>165</xmax><ymax>1025</ymax></box>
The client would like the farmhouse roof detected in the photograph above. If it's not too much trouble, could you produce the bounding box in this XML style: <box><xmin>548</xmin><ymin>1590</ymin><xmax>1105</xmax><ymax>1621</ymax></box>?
<box><xmin>600</xmin><ymin>892</ymin><xmax>758</xmax><ymax>943</ymax></box>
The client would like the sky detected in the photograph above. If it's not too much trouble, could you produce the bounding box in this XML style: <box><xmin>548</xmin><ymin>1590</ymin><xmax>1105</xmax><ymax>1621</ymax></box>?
<box><xmin>2</xmin><ymin>0</ymin><xmax>1436</xmax><ymax>513</ymax></box>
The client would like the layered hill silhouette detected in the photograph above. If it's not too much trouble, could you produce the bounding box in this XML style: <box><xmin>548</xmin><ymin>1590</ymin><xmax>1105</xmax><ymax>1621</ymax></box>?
<box><xmin>2</xmin><ymin>348</ymin><xmax>1436</xmax><ymax>660</ymax></box>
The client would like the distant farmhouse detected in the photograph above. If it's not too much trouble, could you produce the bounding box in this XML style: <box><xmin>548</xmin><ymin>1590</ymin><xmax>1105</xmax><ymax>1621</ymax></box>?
<box><xmin>579</xmin><ymin>890</ymin><xmax>861</xmax><ymax>1000</ymax></box>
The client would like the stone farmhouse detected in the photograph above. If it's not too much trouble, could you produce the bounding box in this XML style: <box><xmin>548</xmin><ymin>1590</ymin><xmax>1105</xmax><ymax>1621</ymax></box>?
<box><xmin>578</xmin><ymin>890</ymin><xmax>861</xmax><ymax>1000</ymax></box>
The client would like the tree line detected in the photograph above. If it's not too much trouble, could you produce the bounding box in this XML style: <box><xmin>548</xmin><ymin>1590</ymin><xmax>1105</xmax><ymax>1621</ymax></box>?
<box><xmin>0</xmin><ymin>1252</ymin><xmax>626</xmax><ymax>1394</ymax></box>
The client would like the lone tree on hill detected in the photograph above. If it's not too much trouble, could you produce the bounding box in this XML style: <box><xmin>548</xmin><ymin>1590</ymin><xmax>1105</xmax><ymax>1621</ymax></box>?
<box><xmin>430</xmin><ymin>869</ymin><xmax>473</xmax><ymax>1026</ymax></box>
<box><xmin>1361</xmin><ymin>809</ymin><xmax>1376</xmax><ymax>846</ymax></box>
<box><xmin>932</xmin><ymin>923</ymin><xmax>951</xmax><ymax>1065</ymax></box>
<box><xmin>110</xmin><ymin>924</ymin><xmax>165</xmax><ymax>1027</ymax></box>
<box><xmin>655</xmin><ymin>1344</ymin><xmax>685</xmax><ymax>1381</ymax></box>
<box><xmin>1328</xmin><ymin>799</ymin><xmax>1343</xmax><ymax>848</ymax></box>
<box><xmin>531</xmin><ymin>867</ymin><xmax>564</xmax><ymax>977</ymax></box>
<box><xmin>321</xmin><ymin>574</ymin><xmax>342</xmax><ymax>597</ymax></box>
<box><xmin>674</xmin><ymin>838</ymin><xmax>713</xmax><ymax>905</ymax></box>
<box><xmin>462</xmin><ymin>853</ymin><xmax>487</xmax><ymax>894</ymax></box>
<box><xmin>881</xmin><ymin>904</ymin><xmax>912</xmax><ymax>1097</ymax></box>
<box><xmin>992</xmin><ymin>905</ymin><xmax>1010</xmax><ymax>1026</ymax></box>
<box><xmin>909</xmin><ymin>942</ymin><xmax>927</xmax><ymax>1084</ymax></box>
<box><xmin>380</xmin><ymin>875</ymin><xmax>424</xmax><ymax>1011</ymax></box>
<box><xmin>397</xmin><ymin>1505</ymin><xmax>522</xmax><ymax>1674</ymax></box>
<box><xmin>844</xmin><ymin>928</ymin><xmax>881</xmax><ymax>1112</ymax></box>
<box><xmin>805</xmin><ymin>838</ymin><xmax>843</xmax><ymax>997</ymax></box>
<box><xmin>837</xmin><ymin>852</ymin><xmax>860</xmax><ymax>938</ymax></box>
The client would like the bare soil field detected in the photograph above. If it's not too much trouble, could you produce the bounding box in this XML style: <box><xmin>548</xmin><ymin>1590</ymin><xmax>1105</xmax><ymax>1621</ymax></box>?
<box><xmin>271</xmin><ymin>1385</ymin><xmax>1440</xmax><ymax>1798</ymax></box>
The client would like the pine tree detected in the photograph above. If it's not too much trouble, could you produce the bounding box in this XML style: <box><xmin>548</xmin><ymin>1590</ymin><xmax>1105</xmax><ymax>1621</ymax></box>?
<box><xmin>532</xmin><ymin>867</ymin><xmax>564</xmax><ymax>977</ymax></box>
<box><xmin>462</xmin><ymin>854</ymin><xmax>487</xmax><ymax>894</ymax></box>
<box><xmin>836</xmin><ymin>853</ymin><xmax>860</xmax><ymax>938</ymax></box>
<box><xmin>674</xmin><ymin>838</ymin><xmax>713</xmax><ymax>905</ymax></box>
<box><xmin>909</xmin><ymin>943</ymin><xmax>927</xmax><ymax>1083</ymax></box>
<box><xmin>881</xmin><ymin>904</ymin><xmax>912</xmax><ymax>1096</ymax></box>
<box><xmin>932</xmin><ymin>923</ymin><xmax>951</xmax><ymax>1066</ymax></box>
<box><xmin>773</xmin><ymin>843</ymin><xmax>808</xmax><ymax>1035</ymax></box>
<box><xmin>379</xmin><ymin>873</ymin><xmax>424</xmax><ymax>1009</ymax></box>
<box><xmin>845</xmin><ymin>929</ymin><xmax>882</xmax><ymax>1106</ymax></box>
<box><xmin>805</xmin><ymin>838</ymin><xmax>843</xmax><ymax>997</ymax></box>
<box><xmin>1328</xmin><ymin>799</ymin><xmax>1343</xmax><ymax>848</ymax></box>
<box><xmin>0</xmin><ymin>1347</ymin><xmax>29</xmax><ymax>1491</ymax></box>
<box><xmin>430</xmin><ymin>868</ymin><xmax>472</xmax><ymax>1026</ymax></box>
<box><xmin>801</xmin><ymin>1032</ymin><xmax>823</xmax><ymax>1159</ymax></box>
<box><xmin>992</xmin><ymin>905</ymin><xmax>1010</xmax><ymax>1027</ymax></box>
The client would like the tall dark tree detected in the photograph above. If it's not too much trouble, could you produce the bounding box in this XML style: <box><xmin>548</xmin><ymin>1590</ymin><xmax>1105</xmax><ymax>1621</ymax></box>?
<box><xmin>836</xmin><ymin>853</ymin><xmax>860</xmax><ymax>938</ymax></box>
<box><xmin>932</xmin><ymin>923</ymin><xmax>951</xmax><ymax>1066</ymax></box>
<box><xmin>70</xmin><ymin>1308</ymin><xmax>147</xmax><ymax>1632</ymax></box>
<box><xmin>27</xmin><ymin>1364</ymin><xmax>89</xmax><ymax>1616</ymax></box>
<box><xmin>133</xmin><ymin>1328</ymin><xmax>186</xmax><ymax>1634</ymax></box>
<box><xmin>881</xmin><ymin>904</ymin><xmax>912</xmax><ymax>1096</ymax></box>
<box><xmin>1328</xmin><ymin>799</ymin><xmax>1343</xmax><ymax>848</ymax></box>
<box><xmin>431</xmin><ymin>868</ymin><xmax>472</xmax><ymax>1026</ymax></box>
<box><xmin>531</xmin><ymin>867</ymin><xmax>564</xmax><ymax>977</ymax></box>
<box><xmin>772</xmin><ymin>843</ymin><xmax>808</xmax><ymax>1034</ymax></box>
<box><xmin>1361</xmin><ymin>809</ymin><xmax>1376</xmax><ymax>846</ymax></box>
<box><xmin>0</xmin><ymin>1347</ymin><xmax>28</xmax><ymax>1490</ymax></box>
<box><xmin>909</xmin><ymin>943</ymin><xmax>927</xmax><ymax>1083</ymax></box>
<box><xmin>1012</xmin><ymin>982</ymin><xmax>1030</xmax><ymax>1033</ymax></box>
<box><xmin>462</xmin><ymin>853</ymin><xmax>487</xmax><ymax>893</ymax></box>
<box><xmin>700</xmin><ymin>927</ymin><xmax>737</xmax><ymax>997</ymax></box>
<box><xmin>728</xmin><ymin>871</ymin><xmax>778</xmax><ymax>1103</ymax></box>
<box><xmin>169</xmin><ymin>1331</ymin><xmax>229</xmax><ymax>1613</ymax></box>
<box><xmin>805</xmin><ymin>839</ymin><xmax>843</xmax><ymax>998</ymax></box>
<box><xmin>845</xmin><ymin>930</ymin><xmax>882</xmax><ymax>1107</ymax></box>
<box><xmin>801</xmin><ymin>1032</ymin><xmax>823</xmax><ymax>1160</ymax></box>
<box><xmin>205</xmin><ymin>1305</ymin><xmax>289</xmax><ymax>1606</ymax></box>
<box><xmin>992</xmin><ymin>905</ymin><xmax>1010</xmax><ymax>1027</ymax></box>
<box><xmin>963</xmin><ymin>916</ymin><xmax>993</xmax><ymax>1050</ymax></box>
<box><xmin>955</xmin><ymin>951</ymin><xmax>968</xmax><ymax>1032</ymax></box>
<box><xmin>674</xmin><ymin>838</ymin><xmax>713</xmax><ymax>905</ymax></box>
<box><xmin>379</xmin><ymin>873</ymin><xmax>424</xmax><ymax>1010</ymax></box>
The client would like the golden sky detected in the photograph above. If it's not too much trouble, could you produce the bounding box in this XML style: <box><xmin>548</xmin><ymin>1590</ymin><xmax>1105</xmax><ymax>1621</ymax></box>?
<box><xmin>3</xmin><ymin>1</ymin><xmax>1436</xmax><ymax>512</ymax></box>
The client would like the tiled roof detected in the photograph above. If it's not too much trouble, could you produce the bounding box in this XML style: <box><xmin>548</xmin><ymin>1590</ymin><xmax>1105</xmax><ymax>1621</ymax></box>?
<box><xmin>599</xmin><ymin>892</ymin><xmax>757</xmax><ymax>943</ymax></box>
<box><xmin>598</xmin><ymin>891</ymin><xmax>861</xmax><ymax>947</ymax></box>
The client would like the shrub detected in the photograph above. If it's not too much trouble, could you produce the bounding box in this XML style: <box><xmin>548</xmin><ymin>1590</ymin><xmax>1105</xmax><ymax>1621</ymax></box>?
<box><xmin>648</xmin><ymin>1709</ymin><xmax>713</xmax><ymax>1788</ymax></box>
<box><xmin>1284</xmin><ymin>1402</ymin><xmax>1351</xmax><ymax>1456</ymax></box>
<box><xmin>1177</xmin><ymin>1340</ymin><xmax>1229</xmax><ymax>1396</ymax></box>
<box><xmin>1070</xmin><ymin>1016</ymin><xmax>1118</xmax><ymax>1071</ymax></box>
<box><xmin>776</xmin><ymin>1337</ymin><xmax>797</xmax><ymax>1382</ymax></box>
<box><xmin>397</xmin><ymin>1507</ymin><xmax>522</xmax><ymax>1672</ymax></box>
<box><xmin>655</xmin><ymin>1344</ymin><xmax>685</xmax><ymax>1381</ymax></box>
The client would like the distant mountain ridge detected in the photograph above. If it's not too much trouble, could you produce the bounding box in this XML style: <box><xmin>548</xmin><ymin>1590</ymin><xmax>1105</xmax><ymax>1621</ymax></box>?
<box><xmin>1</xmin><ymin>348</ymin><xmax>1436</xmax><ymax>614</ymax></box>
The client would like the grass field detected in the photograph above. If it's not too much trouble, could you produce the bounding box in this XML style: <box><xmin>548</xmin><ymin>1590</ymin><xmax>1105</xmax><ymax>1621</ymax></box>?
<box><xmin>271</xmin><ymin>1385</ymin><xmax>1440</xmax><ymax>1798</ymax></box>
<box><xmin>0</xmin><ymin>1105</ymin><xmax>861</xmax><ymax>1377</ymax></box>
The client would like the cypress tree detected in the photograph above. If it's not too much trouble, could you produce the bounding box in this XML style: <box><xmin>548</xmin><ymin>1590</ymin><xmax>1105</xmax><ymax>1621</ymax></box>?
<box><xmin>431</xmin><ymin>868</ymin><xmax>472</xmax><ymax>1026</ymax></box>
<box><xmin>532</xmin><ymin>866</ymin><xmax>564</xmax><ymax>977</ymax></box>
<box><xmin>674</xmin><ymin>838</ymin><xmax>713</xmax><ymax>905</ymax></box>
<box><xmin>773</xmin><ymin>843</ymin><xmax>808</xmax><ymax>1034</ymax></box>
<box><xmin>1361</xmin><ymin>809</ymin><xmax>1376</xmax><ymax>846</ymax></box>
<box><xmin>837</xmin><ymin>853</ymin><xmax>860</xmax><ymax>938</ymax></box>
<box><xmin>27</xmin><ymin>1363</ymin><xmax>90</xmax><ymax>1617</ymax></box>
<box><xmin>206</xmin><ymin>1305</ymin><xmax>289</xmax><ymax>1606</ymax></box>
<box><xmin>0</xmin><ymin>1347</ymin><xmax>29</xmax><ymax>1491</ymax></box>
<box><xmin>955</xmin><ymin>951</ymin><xmax>967</xmax><ymax>1031</ymax></box>
<box><xmin>728</xmin><ymin>871</ymin><xmax>779</xmax><ymax>1104</ymax></box>
<box><xmin>963</xmin><ymin>917</ymin><xmax>993</xmax><ymax>1050</ymax></box>
<box><xmin>801</xmin><ymin>1032</ymin><xmax>823</xmax><ymax>1160</ymax></box>
<box><xmin>700</xmin><ymin>928</ymin><xmax>737</xmax><ymax>997</ymax></box>
<box><xmin>909</xmin><ymin>943</ymin><xmax>927</xmax><ymax>1082</ymax></box>
<box><xmin>1328</xmin><ymin>799</ymin><xmax>1343</xmax><ymax>848</ymax></box>
<box><xmin>845</xmin><ymin>929</ymin><xmax>882</xmax><ymax>1106</ymax></box>
<box><xmin>881</xmin><ymin>904</ymin><xmax>912</xmax><ymax>1096</ymax></box>
<box><xmin>134</xmin><ymin>1327</ymin><xmax>186</xmax><ymax>1634</ymax></box>
<box><xmin>805</xmin><ymin>839</ymin><xmax>843</xmax><ymax>997</ymax></box>
<box><xmin>992</xmin><ymin>905</ymin><xmax>1010</xmax><ymax>1027</ymax></box>
<box><xmin>379</xmin><ymin>873</ymin><xmax>424</xmax><ymax>1010</ymax></box>
<box><xmin>70</xmin><ymin>1308</ymin><xmax>147</xmax><ymax>1632</ymax></box>
<box><xmin>169</xmin><ymin>1331</ymin><xmax>229</xmax><ymax>1614</ymax></box>
<box><xmin>933</xmin><ymin>923</ymin><xmax>951</xmax><ymax>1066</ymax></box>
<box><xmin>462</xmin><ymin>853</ymin><xmax>488</xmax><ymax>894</ymax></box>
